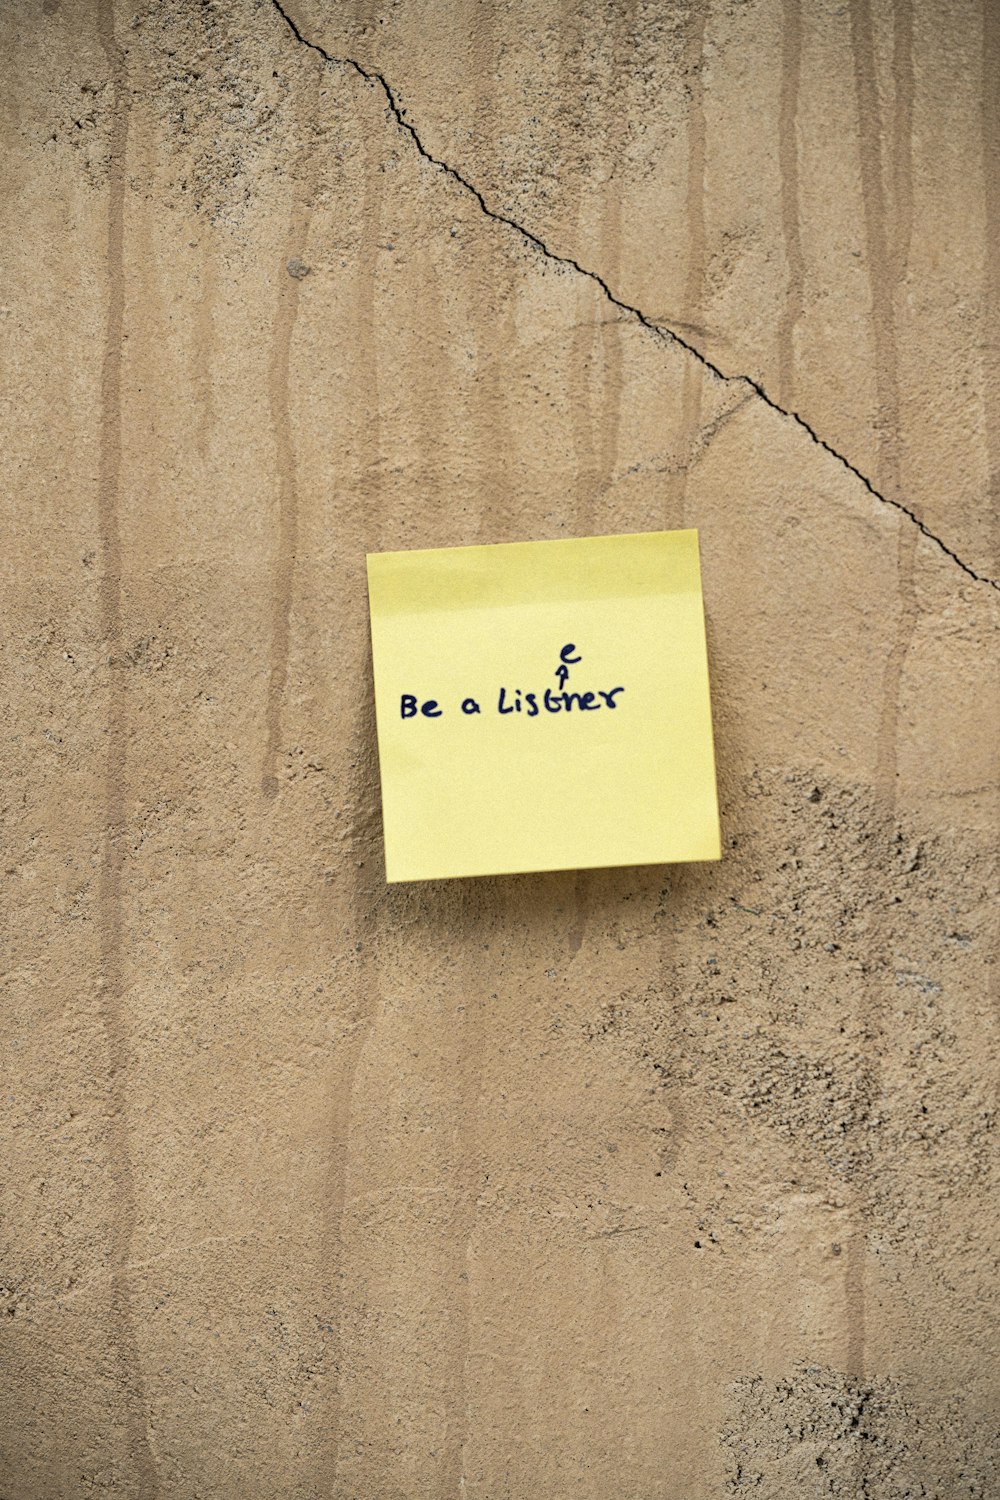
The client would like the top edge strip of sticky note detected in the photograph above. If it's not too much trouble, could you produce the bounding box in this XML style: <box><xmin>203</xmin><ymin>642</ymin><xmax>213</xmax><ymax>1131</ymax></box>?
<box><xmin>366</xmin><ymin>528</ymin><xmax>702</xmax><ymax>615</ymax></box>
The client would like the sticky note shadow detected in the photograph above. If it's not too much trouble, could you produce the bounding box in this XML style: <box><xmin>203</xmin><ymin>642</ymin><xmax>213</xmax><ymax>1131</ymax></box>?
<box><xmin>356</xmin><ymin>595</ymin><xmax>733</xmax><ymax>948</ymax></box>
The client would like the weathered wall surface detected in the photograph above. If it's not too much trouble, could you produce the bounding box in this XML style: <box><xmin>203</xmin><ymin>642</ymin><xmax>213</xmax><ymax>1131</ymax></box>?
<box><xmin>1</xmin><ymin>0</ymin><xmax>997</xmax><ymax>1495</ymax></box>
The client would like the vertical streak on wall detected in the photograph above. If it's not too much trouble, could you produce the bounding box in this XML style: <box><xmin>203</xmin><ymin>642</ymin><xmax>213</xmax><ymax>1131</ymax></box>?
<box><xmin>449</xmin><ymin>1010</ymin><xmax>482</xmax><ymax>1500</ymax></box>
<box><xmin>262</xmin><ymin>59</ymin><xmax>322</xmax><ymax>800</ymax></box>
<box><xmin>440</xmin><ymin>895</ymin><xmax>489</xmax><ymax>1500</ymax></box>
<box><xmin>777</xmin><ymin>0</ymin><xmax>804</xmax><ymax>407</ymax></box>
<box><xmin>470</xmin><ymin>1</ymin><xmax>518</xmax><ymax>550</ymax></box>
<box><xmin>563</xmin><ymin>2</ymin><xmax>593</xmax><ymax>961</ymax></box>
<box><xmin>595</xmin><ymin>0</ymin><xmax>630</xmax><ymax>523</ymax></box>
<box><xmin>850</xmin><ymin>0</ymin><xmax>916</xmax><ymax>802</ymax></box>
<box><xmin>261</xmin><ymin>210</ymin><xmax>309</xmax><ymax>800</ymax></box>
<box><xmin>563</xmin><ymin>0</ymin><xmax>600</xmax><ymax>540</ymax></box>
<box><xmin>849</xmin><ymin>0</ymin><xmax>896</xmax><ymax>491</ymax></box>
<box><xmin>847</xmin><ymin>0</ymin><xmax>914</xmax><ymax>1394</ymax></box>
<box><xmin>673</xmin><ymin>0</ymin><xmax>708</xmax><ymax>524</ymax></box>
<box><xmin>983</xmin><ymin>0</ymin><xmax>1000</xmax><ymax>578</ymax></box>
<box><xmin>95</xmin><ymin>3</ymin><xmax>158</xmax><ymax>1495</ymax></box>
<box><xmin>845</xmin><ymin>0</ymin><xmax>884</xmax><ymax>1393</ymax></box>
<box><xmin>889</xmin><ymin>2</ymin><xmax>914</xmax><ymax>330</ymax></box>
<box><xmin>314</xmin><ymin>85</ymin><xmax>385</xmax><ymax>1497</ymax></box>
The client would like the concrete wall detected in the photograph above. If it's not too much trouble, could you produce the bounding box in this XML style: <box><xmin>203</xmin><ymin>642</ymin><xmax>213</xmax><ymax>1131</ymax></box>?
<box><xmin>2</xmin><ymin>0</ymin><xmax>997</xmax><ymax>1495</ymax></box>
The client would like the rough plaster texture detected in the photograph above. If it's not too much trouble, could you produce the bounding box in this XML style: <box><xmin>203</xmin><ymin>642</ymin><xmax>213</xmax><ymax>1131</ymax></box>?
<box><xmin>1</xmin><ymin>0</ymin><xmax>998</xmax><ymax>1495</ymax></box>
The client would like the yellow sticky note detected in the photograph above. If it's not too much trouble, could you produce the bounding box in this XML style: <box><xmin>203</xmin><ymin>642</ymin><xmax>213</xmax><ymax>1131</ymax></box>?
<box><xmin>366</xmin><ymin>529</ymin><xmax>721</xmax><ymax>882</ymax></box>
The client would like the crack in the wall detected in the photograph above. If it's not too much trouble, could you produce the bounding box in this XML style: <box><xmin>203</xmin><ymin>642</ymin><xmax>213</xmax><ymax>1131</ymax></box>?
<box><xmin>271</xmin><ymin>0</ymin><xmax>998</xmax><ymax>594</ymax></box>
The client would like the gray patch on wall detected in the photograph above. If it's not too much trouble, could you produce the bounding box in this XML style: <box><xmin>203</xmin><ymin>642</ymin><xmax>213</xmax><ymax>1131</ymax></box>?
<box><xmin>720</xmin><ymin>1365</ymin><xmax>999</xmax><ymax>1498</ymax></box>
